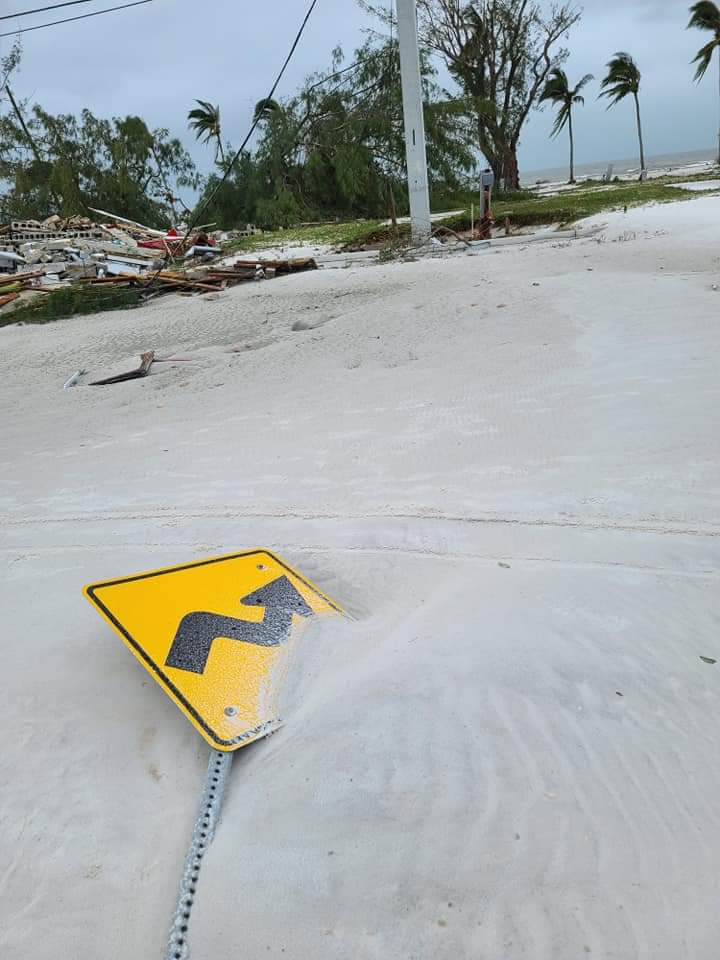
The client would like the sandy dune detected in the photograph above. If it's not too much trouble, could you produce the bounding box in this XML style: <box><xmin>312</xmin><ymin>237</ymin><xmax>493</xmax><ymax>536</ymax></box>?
<box><xmin>1</xmin><ymin>196</ymin><xmax>719</xmax><ymax>959</ymax></box>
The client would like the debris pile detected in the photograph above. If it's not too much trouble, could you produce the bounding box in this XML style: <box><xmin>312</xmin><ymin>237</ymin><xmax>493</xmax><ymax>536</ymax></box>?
<box><xmin>0</xmin><ymin>212</ymin><xmax>216</xmax><ymax>273</ymax></box>
<box><xmin>82</xmin><ymin>256</ymin><xmax>318</xmax><ymax>296</ymax></box>
<box><xmin>0</xmin><ymin>210</ymin><xmax>213</xmax><ymax>312</ymax></box>
<box><xmin>0</xmin><ymin>210</ymin><xmax>316</xmax><ymax>318</ymax></box>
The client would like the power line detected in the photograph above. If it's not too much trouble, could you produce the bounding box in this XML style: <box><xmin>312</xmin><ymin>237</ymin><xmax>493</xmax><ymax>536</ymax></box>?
<box><xmin>0</xmin><ymin>0</ymin><xmax>152</xmax><ymax>38</ymax></box>
<box><xmin>176</xmin><ymin>0</ymin><xmax>320</xmax><ymax>238</ymax></box>
<box><xmin>304</xmin><ymin>56</ymin><xmax>369</xmax><ymax>96</ymax></box>
<box><xmin>1</xmin><ymin>1</ymin><xmax>102</xmax><ymax>22</ymax></box>
<box><xmin>139</xmin><ymin>0</ymin><xmax>321</xmax><ymax>299</ymax></box>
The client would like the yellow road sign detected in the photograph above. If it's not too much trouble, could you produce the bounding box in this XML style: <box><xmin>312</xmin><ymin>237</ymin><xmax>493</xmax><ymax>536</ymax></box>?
<box><xmin>84</xmin><ymin>550</ymin><xmax>341</xmax><ymax>751</ymax></box>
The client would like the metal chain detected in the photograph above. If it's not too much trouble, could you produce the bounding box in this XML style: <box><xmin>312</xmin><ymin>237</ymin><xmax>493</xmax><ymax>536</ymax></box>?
<box><xmin>164</xmin><ymin>750</ymin><xmax>234</xmax><ymax>960</ymax></box>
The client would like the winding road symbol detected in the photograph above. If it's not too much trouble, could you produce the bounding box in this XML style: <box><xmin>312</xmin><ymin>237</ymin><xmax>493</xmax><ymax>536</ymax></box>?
<box><xmin>164</xmin><ymin>575</ymin><xmax>315</xmax><ymax>675</ymax></box>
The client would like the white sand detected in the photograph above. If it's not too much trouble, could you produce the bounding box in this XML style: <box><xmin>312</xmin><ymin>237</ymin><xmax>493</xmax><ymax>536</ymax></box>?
<box><xmin>2</xmin><ymin>196</ymin><xmax>720</xmax><ymax>959</ymax></box>
<box><xmin>670</xmin><ymin>179</ymin><xmax>720</xmax><ymax>192</ymax></box>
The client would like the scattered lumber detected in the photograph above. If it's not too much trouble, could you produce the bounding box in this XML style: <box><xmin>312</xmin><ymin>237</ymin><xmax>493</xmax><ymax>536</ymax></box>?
<box><xmin>232</xmin><ymin>257</ymin><xmax>318</xmax><ymax>274</ymax></box>
<box><xmin>155</xmin><ymin>272</ymin><xmax>220</xmax><ymax>292</ymax></box>
<box><xmin>201</xmin><ymin>268</ymin><xmax>257</xmax><ymax>282</ymax></box>
<box><xmin>77</xmin><ymin>257</ymin><xmax>318</xmax><ymax>298</ymax></box>
<box><xmin>86</xmin><ymin>208</ymin><xmax>167</xmax><ymax>238</ymax></box>
<box><xmin>0</xmin><ymin>269</ymin><xmax>45</xmax><ymax>286</ymax></box>
<box><xmin>0</xmin><ymin>230</ymin><xmax>317</xmax><ymax>315</ymax></box>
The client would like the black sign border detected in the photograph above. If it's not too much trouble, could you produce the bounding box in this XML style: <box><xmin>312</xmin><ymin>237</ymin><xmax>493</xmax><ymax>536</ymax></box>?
<box><xmin>85</xmin><ymin>550</ymin><xmax>342</xmax><ymax>748</ymax></box>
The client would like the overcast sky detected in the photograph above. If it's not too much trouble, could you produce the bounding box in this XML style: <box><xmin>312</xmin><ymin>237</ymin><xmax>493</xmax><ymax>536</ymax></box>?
<box><xmin>2</xmin><ymin>0</ymin><xmax>718</xmax><ymax>184</ymax></box>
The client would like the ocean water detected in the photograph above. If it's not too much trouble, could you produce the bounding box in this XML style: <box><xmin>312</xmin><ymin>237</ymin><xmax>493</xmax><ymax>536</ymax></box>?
<box><xmin>522</xmin><ymin>147</ymin><xmax>717</xmax><ymax>186</ymax></box>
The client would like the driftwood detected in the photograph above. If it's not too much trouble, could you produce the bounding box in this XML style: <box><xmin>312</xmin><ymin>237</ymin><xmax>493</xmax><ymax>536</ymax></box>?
<box><xmin>90</xmin><ymin>351</ymin><xmax>155</xmax><ymax>386</ymax></box>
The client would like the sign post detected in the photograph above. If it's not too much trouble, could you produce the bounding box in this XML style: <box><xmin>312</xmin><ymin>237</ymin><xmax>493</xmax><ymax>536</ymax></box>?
<box><xmin>84</xmin><ymin>550</ymin><xmax>342</xmax><ymax>958</ymax></box>
<box><xmin>478</xmin><ymin>169</ymin><xmax>495</xmax><ymax>240</ymax></box>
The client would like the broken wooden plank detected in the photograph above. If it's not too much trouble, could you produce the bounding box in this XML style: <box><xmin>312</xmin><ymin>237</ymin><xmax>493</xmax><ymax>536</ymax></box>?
<box><xmin>232</xmin><ymin>257</ymin><xmax>317</xmax><ymax>273</ymax></box>
<box><xmin>86</xmin><ymin>208</ymin><xmax>167</xmax><ymax>237</ymax></box>
<box><xmin>203</xmin><ymin>269</ymin><xmax>257</xmax><ymax>280</ymax></box>
<box><xmin>151</xmin><ymin>273</ymin><xmax>222</xmax><ymax>293</ymax></box>
<box><xmin>0</xmin><ymin>269</ymin><xmax>45</xmax><ymax>286</ymax></box>
<box><xmin>90</xmin><ymin>351</ymin><xmax>155</xmax><ymax>386</ymax></box>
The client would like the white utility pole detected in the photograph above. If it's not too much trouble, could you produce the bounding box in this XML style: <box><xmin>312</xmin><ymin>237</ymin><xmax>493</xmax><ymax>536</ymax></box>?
<box><xmin>396</xmin><ymin>0</ymin><xmax>432</xmax><ymax>242</ymax></box>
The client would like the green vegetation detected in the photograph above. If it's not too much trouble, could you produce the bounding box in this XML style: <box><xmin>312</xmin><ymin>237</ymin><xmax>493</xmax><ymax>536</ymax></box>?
<box><xmin>197</xmin><ymin>38</ymin><xmax>475</xmax><ymax>230</ymax></box>
<box><xmin>688</xmin><ymin>1</ymin><xmax>720</xmax><ymax>163</ymax></box>
<box><xmin>1</xmin><ymin>285</ymin><xmax>142</xmax><ymax>328</ymax></box>
<box><xmin>222</xmin><ymin>219</ymin><xmax>387</xmax><ymax>254</ymax></box>
<box><xmin>0</xmin><ymin>4</ymin><xmax>718</xmax><ymax>276</ymax></box>
<box><xmin>688</xmin><ymin>2</ymin><xmax>720</xmax><ymax>81</ymax></box>
<box><xmin>0</xmin><ymin>40</ymin><xmax>197</xmax><ymax>226</ymax></box>
<box><xmin>485</xmin><ymin>180</ymin><xmax>699</xmax><ymax>226</ymax></box>
<box><xmin>223</xmin><ymin>176</ymin><xmax>710</xmax><ymax>256</ymax></box>
<box><xmin>376</xmin><ymin>0</ymin><xmax>582</xmax><ymax>190</ymax></box>
<box><xmin>600</xmin><ymin>53</ymin><xmax>646</xmax><ymax>174</ymax></box>
<box><xmin>187</xmin><ymin>100</ymin><xmax>225</xmax><ymax>164</ymax></box>
<box><xmin>0</xmin><ymin>105</ymin><xmax>198</xmax><ymax>227</ymax></box>
<box><xmin>1</xmin><ymin>174</ymin><xmax>713</xmax><ymax>329</ymax></box>
<box><xmin>539</xmin><ymin>68</ymin><xmax>594</xmax><ymax>183</ymax></box>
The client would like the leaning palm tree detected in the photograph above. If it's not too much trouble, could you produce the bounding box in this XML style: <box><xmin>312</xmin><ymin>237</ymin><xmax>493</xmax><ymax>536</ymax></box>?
<box><xmin>187</xmin><ymin>100</ymin><xmax>225</xmax><ymax>164</ymax></box>
<box><xmin>688</xmin><ymin>1</ymin><xmax>720</xmax><ymax>163</ymax></box>
<box><xmin>600</xmin><ymin>53</ymin><xmax>646</xmax><ymax>177</ymax></box>
<box><xmin>539</xmin><ymin>68</ymin><xmax>594</xmax><ymax>183</ymax></box>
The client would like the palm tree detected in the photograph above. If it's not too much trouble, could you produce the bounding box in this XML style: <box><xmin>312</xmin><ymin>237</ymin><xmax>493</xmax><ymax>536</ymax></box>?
<box><xmin>688</xmin><ymin>2</ymin><xmax>720</xmax><ymax>164</ymax></box>
<box><xmin>539</xmin><ymin>68</ymin><xmax>594</xmax><ymax>183</ymax></box>
<box><xmin>600</xmin><ymin>53</ymin><xmax>646</xmax><ymax>177</ymax></box>
<box><xmin>187</xmin><ymin>100</ymin><xmax>225</xmax><ymax>164</ymax></box>
<box><xmin>253</xmin><ymin>98</ymin><xmax>282</xmax><ymax>124</ymax></box>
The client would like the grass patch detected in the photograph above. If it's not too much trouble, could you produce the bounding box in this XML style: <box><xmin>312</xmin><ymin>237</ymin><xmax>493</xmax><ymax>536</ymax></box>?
<box><xmin>224</xmin><ymin>177</ymin><xmax>713</xmax><ymax>256</ymax></box>
<box><xmin>472</xmin><ymin>181</ymin><xmax>699</xmax><ymax>229</ymax></box>
<box><xmin>223</xmin><ymin>219</ymin><xmax>386</xmax><ymax>256</ymax></box>
<box><xmin>459</xmin><ymin>176</ymin><xmax>705</xmax><ymax>235</ymax></box>
<box><xmin>1</xmin><ymin>283</ymin><xmax>142</xmax><ymax>328</ymax></box>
